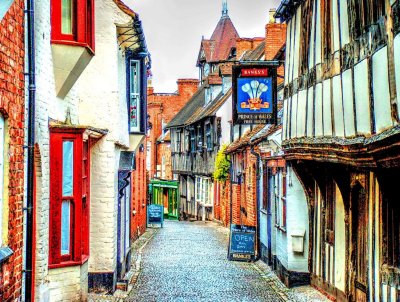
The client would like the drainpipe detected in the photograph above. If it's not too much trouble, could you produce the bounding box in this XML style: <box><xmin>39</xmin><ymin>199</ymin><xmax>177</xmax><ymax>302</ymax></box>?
<box><xmin>250</xmin><ymin>146</ymin><xmax>261</xmax><ymax>261</ymax></box>
<box><xmin>24</xmin><ymin>0</ymin><xmax>36</xmax><ymax>299</ymax></box>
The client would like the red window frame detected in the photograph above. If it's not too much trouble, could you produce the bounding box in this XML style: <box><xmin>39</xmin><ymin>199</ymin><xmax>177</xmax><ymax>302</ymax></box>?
<box><xmin>49</xmin><ymin>129</ymin><xmax>90</xmax><ymax>268</ymax></box>
<box><xmin>51</xmin><ymin>0</ymin><xmax>95</xmax><ymax>52</ymax></box>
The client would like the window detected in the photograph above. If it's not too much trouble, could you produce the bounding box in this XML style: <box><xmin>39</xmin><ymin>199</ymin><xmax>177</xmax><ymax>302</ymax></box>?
<box><xmin>197</xmin><ymin>125</ymin><xmax>203</xmax><ymax>151</ymax></box>
<box><xmin>129</xmin><ymin>60</ymin><xmax>141</xmax><ymax>133</ymax></box>
<box><xmin>185</xmin><ymin>130</ymin><xmax>190</xmax><ymax>152</ymax></box>
<box><xmin>49</xmin><ymin>130</ymin><xmax>90</xmax><ymax>267</ymax></box>
<box><xmin>175</xmin><ymin>130</ymin><xmax>181</xmax><ymax>152</ymax></box>
<box><xmin>190</xmin><ymin>128</ymin><xmax>196</xmax><ymax>152</ymax></box>
<box><xmin>275</xmin><ymin>168</ymin><xmax>287</xmax><ymax>229</ymax></box>
<box><xmin>352</xmin><ymin>0</ymin><xmax>386</xmax><ymax>39</ymax></box>
<box><xmin>205</xmin><ymin>122</ymin><xmax>213</xmax><ymax>151</ymax></box>
<box><xmin>196</xmin><ymin>177</ymin><xmax>202</xmax><ymax>201</ymax></box>
<box><xmin>51</xmin><ymin>0</ymin><xmax>95</xmax><ymax>51</ymax></box>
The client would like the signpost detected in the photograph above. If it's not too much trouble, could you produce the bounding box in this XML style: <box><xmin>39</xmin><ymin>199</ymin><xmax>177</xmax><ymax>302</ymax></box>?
<box><xmin>147</xmin><ymin>204</ymin><xmax>164</xmax><ymax>227</ymax></box>
<box><xmin>228</xmin><ymin>224</ymin><xmax>256</xmax><ymax>262</ymax></box>
<box><xmin>232</xmin><ymin>63</ymin><xmax>278</xmax><ymax>125</ymax></box>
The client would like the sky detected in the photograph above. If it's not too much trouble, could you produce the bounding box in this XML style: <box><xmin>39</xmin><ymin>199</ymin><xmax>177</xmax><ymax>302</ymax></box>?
<box><xmin>128</xmin><ymin>0</ymin><xmax>281</xmax><ymax>93</ymax></box>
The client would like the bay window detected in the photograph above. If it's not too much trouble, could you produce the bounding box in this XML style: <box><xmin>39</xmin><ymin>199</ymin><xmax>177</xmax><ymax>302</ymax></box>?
<box><xmin>126</xmin><ymin>51</ymin><xmax>147</xmax><ymax>135</ymax></box>
<box><xmin>51</xmin><ymin>0</ymin><xmax>95</xmax><ymax>51</ymax></box>
<box><xmin>49</xmin><ymin>129</ymin><xmax>90</xmax><ymax>267</ymax></box>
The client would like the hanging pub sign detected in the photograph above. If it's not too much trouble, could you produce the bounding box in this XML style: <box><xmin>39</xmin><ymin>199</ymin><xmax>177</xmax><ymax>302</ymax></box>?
<box><xmin>228</xmin><ymin>224</ymin><xmax>256</xmax><ymax>262</ymax></box>
<box><xmin>232</xmin><ymin>63</ymin><xmax>278</xmax><ymax>125</ymax></box>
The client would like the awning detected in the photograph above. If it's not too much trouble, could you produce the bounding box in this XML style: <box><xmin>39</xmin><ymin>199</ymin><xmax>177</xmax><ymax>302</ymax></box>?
<box><xmin>49</xmin><ymin>118</ymin><xmax>108</xmax><ymax>140</ymax></box>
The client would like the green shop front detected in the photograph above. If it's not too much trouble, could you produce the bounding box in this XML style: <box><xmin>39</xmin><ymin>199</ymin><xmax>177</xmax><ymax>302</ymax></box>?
<box><xmin>149</xmin><ymin>179</ymin><xmax>179</xmax><ymax>219</ymax></box>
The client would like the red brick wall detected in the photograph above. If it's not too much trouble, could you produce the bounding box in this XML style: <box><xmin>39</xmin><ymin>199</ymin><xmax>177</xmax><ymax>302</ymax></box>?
<box><xmin>214</xmin><ymin>180</ymin><xmax>231</xmax><ymax>227</ymax></box>
<box><xmin>0</xmin><ymin>1</ymin><xmax>25</xmax><ymax>300</ymax></box>
<box><xmin>156</xmin><ymin>141</ymin><xmax>172</xmax><ymax>179</ymax></box>
<box><xmin>131</xmin><ymin>145</ymin><xmax>147</xmax><ymax>241</ymax></box>
<box><xmin>265</xmin><ymin>22</ymin><xmax>286</xmax><ymax>85</ymax></box>
<box><xmin>147</xmin><ymin>79</ymin><xmax>198</xmax><ymax>178</ymax></box>
<box><xmin>236</xmin><ymin>38</ymin><xmax>264</xmax><ymax>59</ymax></box>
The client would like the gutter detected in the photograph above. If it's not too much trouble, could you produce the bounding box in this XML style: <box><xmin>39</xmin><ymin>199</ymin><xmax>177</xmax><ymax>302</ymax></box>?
<box><xmin>24</xmin><ymin>0</ymin><xmax>36</xmax><ymax>299</ymax></box>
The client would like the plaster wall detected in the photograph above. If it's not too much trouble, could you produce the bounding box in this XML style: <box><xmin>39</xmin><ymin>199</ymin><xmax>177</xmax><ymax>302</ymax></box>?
<box><xmin>395</xmin><ymin>34</ymin><xmax>400</xmax><ymax>119</ymax></box>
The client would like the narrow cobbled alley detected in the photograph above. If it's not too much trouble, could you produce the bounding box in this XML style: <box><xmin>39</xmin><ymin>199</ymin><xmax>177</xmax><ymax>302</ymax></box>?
<box><xmin>127</xmin><ymin>221</ymin><xmax>327</xmax><ymax>302</ymax></box>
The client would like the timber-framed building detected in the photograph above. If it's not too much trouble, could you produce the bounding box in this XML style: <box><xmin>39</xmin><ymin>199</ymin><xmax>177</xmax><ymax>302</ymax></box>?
<box><xmin>276</xmin><ymin>0</ymin><xmax>400</xmax><ymax>301</ymax></box>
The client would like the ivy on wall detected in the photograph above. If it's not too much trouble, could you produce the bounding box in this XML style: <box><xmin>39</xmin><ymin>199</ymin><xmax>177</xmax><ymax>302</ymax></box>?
<box><xmin>213</xmin><ymin>145</ymin><xmax>230</xmax><ymax>182</ymax></box>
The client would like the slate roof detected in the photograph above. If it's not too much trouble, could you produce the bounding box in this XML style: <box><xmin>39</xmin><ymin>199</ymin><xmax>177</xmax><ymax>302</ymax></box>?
<box><xmin>190</xmin><ymin>89</ymin><xmax>232</xmax><ymax>124</ymax></box>
<box><xmin>241</xmin><ymin>41</ymin><xmax>266</xmax><ymax>61</ymax></box>
<box><xmin>166</xmin><ymin>85</ymin><xmax>206</xmax><ymax>128</ymax></box>
<box><xmin>197</xmin><ymin>15</ymin><xmax>239</xmax><ymax>65</ymax></box>
<box><xmin>225</xmin><ymin>125</ymin><xmax>265</xmax><ymax>154</ymax></box>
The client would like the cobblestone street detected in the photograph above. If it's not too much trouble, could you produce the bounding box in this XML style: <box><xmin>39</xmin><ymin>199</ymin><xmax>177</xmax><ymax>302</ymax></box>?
<box><xmin>126</xmin><ymin>221</ymin><xmax>328</xmax><ymax>302</ymax></box>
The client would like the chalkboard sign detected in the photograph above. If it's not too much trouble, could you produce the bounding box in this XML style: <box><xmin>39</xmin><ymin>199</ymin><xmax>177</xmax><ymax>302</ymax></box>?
<box><xmin>228</xmin><ymin>224</ymin><xmax>256</xmax><ymax>262</ymax></box>
<box><xmin>147</xmin><ymin>204</ymin><xmax>164</xmax><ymax>227</ymax></box>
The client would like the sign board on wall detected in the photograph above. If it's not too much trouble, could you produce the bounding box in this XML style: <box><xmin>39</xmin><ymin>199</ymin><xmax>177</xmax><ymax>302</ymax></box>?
<box><xmin>147</xmin><ymin>204</ymin><xmax>164</xmax><ymax>227</ymax></box>
<box><xmin>228</xmin><ymin>224</ymin><xmax>256</xmax><ymax>262</ymax></box>
<box><xmin>232</xmin><ymin>64</ymin><xmax>278</xmax><ymax>125</ymax></box>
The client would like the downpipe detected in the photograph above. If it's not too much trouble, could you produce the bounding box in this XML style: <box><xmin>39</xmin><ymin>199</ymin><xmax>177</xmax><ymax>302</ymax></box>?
<box><xmin>250</xmin><ymin>147</ymin><xmax>261</xmax><ymax>261</ymax></box>
<box><xmin>24</xmin><ymin>0</ymin><xmax>36</xmax><ymax>299</ymax></box>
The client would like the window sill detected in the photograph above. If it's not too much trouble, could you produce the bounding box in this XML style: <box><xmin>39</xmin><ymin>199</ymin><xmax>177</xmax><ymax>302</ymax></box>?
<box><xmin>0</xmin><ymin>247</ymin><xmax>13</xmax><ymax>264</ymax></box>
<box><xmin>51</xmin><ymin>40</ymin><xmax>95</xmax><ymax>55</ymax></box>
<box><xmin>49</xmin><ymin>256</ymin><xmax>89</xmax><ymax>270</ymax></box>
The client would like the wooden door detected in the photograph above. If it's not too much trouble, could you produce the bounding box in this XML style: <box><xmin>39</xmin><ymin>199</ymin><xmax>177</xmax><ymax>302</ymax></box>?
<box><xmin>352</xmin><ymin>184</ymin><xmax>368</xmax><ymax>302</ymax></box>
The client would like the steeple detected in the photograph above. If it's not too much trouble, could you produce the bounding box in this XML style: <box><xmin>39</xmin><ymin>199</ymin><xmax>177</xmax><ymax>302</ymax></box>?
<box><xmin>222</xmin><ymin>0</ymin><xmax>228</xmax><ymax>17</ymax></box>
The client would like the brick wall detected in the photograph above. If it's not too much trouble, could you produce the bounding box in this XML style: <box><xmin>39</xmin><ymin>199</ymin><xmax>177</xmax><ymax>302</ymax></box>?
<box><xmin>265</xmin><ymin>22</ymin><xmax>286</xmax><ymax>85</ymax></box>
<box><xmin>236</xmin><ymin>37</ymin><xmax>264</xmax><ymax>59</ymax></box>
<box><xmin>157</xmin><ymin>141</ymin><xmax>172</xmax><ymax>179</ymax></box>
<box><xmin>131</xmin><ymin>144</ymin><xmax>147</xmax><ymax>241</ymax></box>
<box><xmin>0</xmin><ymin>0</ymin><xmax>25</xmax><ymax>300</ymax></box>
<box><xmin>147</xmin><ymin>79</ymin><xmax>198</xmax><ymax>178</ymax></box>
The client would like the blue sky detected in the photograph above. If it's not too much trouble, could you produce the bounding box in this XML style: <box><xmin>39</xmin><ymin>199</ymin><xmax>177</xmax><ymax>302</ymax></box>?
<box><xmin>128</xmin><ymin>0</ymin><xmax>281</xmax><ymax>92</ymax></box>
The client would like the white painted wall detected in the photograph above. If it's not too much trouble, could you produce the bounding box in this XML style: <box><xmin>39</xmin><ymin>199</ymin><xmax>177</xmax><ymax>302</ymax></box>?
<box><xmin>354</xmin><ymin>60</ymin><xmax>371</xmax><ymax>135</ymax></box>
<box><xmin>286</xmin><ymin>166</ymin><xmax>309</xmax><ymax>272</ymax></box>
<box><xmin>395</xmin><ymin>34</ymin><xmax>400</xmax><ymax>120</ymax></box>
<box><xmin>342</xmin><ymin>69</ymin><xmax>356</xmax><ymax>137</ymax></box>
<box><xmin>216</xmin><ymin>93</ymin><xmax>232</xmax><ymax>145</ymax></box>
<box><xmin>372</xmin><ymin>47</ymin><xmax>393</xmax><ymax>133</ymax></box>
<box><xmin>315</xmin><ymin>83</ymin><xmax>323</xmax><ymax>137</ymax></box>
<box><xmin>33</xmin><ymin>0</ymin><xmax>85</xmax><ymax>300</ymax></box>
<box><xmin>297</xmin><ymin>90</ymin><xmax>307</xmax><ymax>138</ymax></box>
<box><xmin>306</xmin><ymin>87</ymin><xmax>314</xmax><ymax>137</ymax></box>
<box><xmin>332</xmin><ymin>75</ymin><xmax>344</xmax><ymax>137</ymax></box>
<box><xmin>76</xmin><ymin>0</ymin><xmax>132</xmax><ymax>274</ymax></box>
<box><xmin>322</xmin><ymin>79</ymin><xmax>332</xmax><ymax>136</ymax></box>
